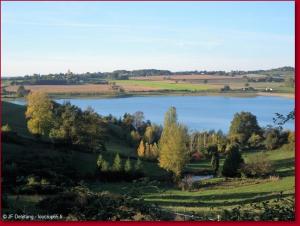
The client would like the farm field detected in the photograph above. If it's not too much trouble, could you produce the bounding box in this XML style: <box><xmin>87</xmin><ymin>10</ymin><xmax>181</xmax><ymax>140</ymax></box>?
<box><xmin>115</xmin><ymin>79</ymin><xmax>220</xmax><ymax>91</ymax></box>
<box><xmin>5</xmin><ymin>84</ymin><xmax>116</xmax><ymax>94</ymax></box>
<box><xmin>2</xmin><ymin>72</ymin><xmax>294</xmax><ymax>99</ymax></box>
<box><xmin>131</xmin><ymin>74</ymin><xmax>234</xmax><ymax>81</ymax></box>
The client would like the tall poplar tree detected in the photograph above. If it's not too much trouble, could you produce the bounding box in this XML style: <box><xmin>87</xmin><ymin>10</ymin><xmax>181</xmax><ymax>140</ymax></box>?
<box><xmin>159</xmin><ymin>107</ymin><xmax>189</xmax><ymax>181</ymax></box>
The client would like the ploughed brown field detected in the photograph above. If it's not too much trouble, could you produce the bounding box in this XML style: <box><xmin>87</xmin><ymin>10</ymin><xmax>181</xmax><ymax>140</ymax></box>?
<box><xmin>5</xmin><ymin>83</ymin><xmax>163</xmax><ymax>94</ymax></box>
<box><xmin>4</xmin><ymin>73</ymin><xmax>291</xmax><ymax>96</ymax></box>
<box><xmin>6</xmin><ymin>84</ymin><xmax>116</xmax><ymax>94</ymax></box>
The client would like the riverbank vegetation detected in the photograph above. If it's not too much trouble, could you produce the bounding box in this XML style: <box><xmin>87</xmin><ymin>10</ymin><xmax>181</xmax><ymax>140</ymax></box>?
<box><xmin>1</xmin><ymin>91</ymin><xmax>295</xmax><ymax>221</ymax></box>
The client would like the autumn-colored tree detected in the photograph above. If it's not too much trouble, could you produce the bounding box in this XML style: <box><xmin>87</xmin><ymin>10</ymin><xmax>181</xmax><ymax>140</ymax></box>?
<box><xmin>159</xmin><ymin>107</ymin><xmax>189</xmax><ymax>181</ymax></box>
<box><xmin>25</xmin><ymin>92</ymin><xmax>54</xmax><ymax>137</ymax></box>
<box><xmin>144</xmin><ymin>124</ymin><xmax>162</xmax><ymax>144</ymax></box>
<box><xmin>150</xmin><ymin>142</ymin><xmax>159</xmax><ymax>159</ymax></box>
<box><xmin>137</xmin><ymin>140</ymin><xmax>145</xmax><ymax>157</ymax></box>
<box><xmin>145</xmin><ymin>142</ymin><xmax>151</xmax><ymax>158</ymax></box>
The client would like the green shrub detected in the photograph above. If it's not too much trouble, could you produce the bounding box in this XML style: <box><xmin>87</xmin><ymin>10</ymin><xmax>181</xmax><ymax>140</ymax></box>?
<box><xmin>37</xmin><ymin>186</ymin><xmax>171</xmax><ymax>220</ymax></box>
<box><xmin>248</xmin><ymin>133</ymin><xmax>263</xmax><ymax>148</ymax></box>
<box><xmin>263</xmin><ymin>127</ymin><xmax>292</xmax><ymax>151</ymax></box>
<box><xmin>222</xmin><ymin>195</ymin><xmax>294</xmax><ymax>221</ymax></box>
<box><xmin>241</xmin><ymin>153</ymin><xmax>274</xmax><ymax>178</ymax></box>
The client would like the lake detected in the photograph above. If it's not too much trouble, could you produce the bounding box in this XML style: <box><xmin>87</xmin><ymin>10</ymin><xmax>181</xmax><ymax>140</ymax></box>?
<box><xmin>10</xmin><ymin>95</ymin><xmax>294</xmax><ymax>133</ymax></box>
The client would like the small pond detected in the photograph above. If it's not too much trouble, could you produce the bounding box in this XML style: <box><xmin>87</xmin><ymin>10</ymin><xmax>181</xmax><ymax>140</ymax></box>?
<box><xmin>183</xmin><ymin>175</ymin><xmax>214</xmax><ymax>182</ymax></box>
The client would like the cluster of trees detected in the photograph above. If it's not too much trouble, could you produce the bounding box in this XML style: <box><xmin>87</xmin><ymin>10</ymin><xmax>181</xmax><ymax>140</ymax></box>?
<box><xmin>122</xmin><ymin>108</ymin><xmax>293</xmax><ymax>182</ymax></box>
<box><xmin>23</xmin><ymin>92</ymin><xmax>294</xmax><ymax>183</ymax></box>
<box><xmin>190</xmin><ymin>130</ymin><xmax>227</xmax><ymax>156</ymax></box>
<box><xmin>137</xmin><ymin>124</ymin><xmax>162</xmax><ymax>160</ymax></box>
<box><xmin>7</xmin><ymin>69</ymin><xmax>172</xmax><ymax>85</ymax></box>
<box><xmin>246</xmin><ymin>76</ymin><xmax>284</xmax><ymax>83</ymax></box>
<box><xmin>9</xmin><ymin>72</ymin><xmax>108</xmax><ymax>85</ymax></box>
<box><xmin>25</xmin><ymin>92</ymin><xmax>107</xmax><ymax>152</ymax></box>
<box><xmin>227</xmin><ymin>112</ymin><xmax>294</xmax><ymax>151</ymax></box>
<box><xmin>95</xmin><ymin>154</ymin><xmax>144</xmax><ymax>181</ymax></box>
<box><xmin>97</xmin><ymin>153</ymin><xmax>142</xmax><ymax>173</ymax></box>
<box><xmin>137</xmin><ymin>141</ymin><xmax>159</xmax><ymax>160</ymax></box>
<box><xmin>107</xmin><ymin>112</ymin><xmax>161</xmax><ymax>148</ymax></box>
<box><xmin>187</xmin><ymin>111</ymin><xmax>293</xmax><ymax>179</ymax></box>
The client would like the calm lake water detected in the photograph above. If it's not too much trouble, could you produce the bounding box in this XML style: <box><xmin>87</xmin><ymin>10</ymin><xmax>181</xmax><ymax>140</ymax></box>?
<box><xmin>10</xmin><ymin>95</ymin><xmax>294</xmax><ymax>133</ymax></box>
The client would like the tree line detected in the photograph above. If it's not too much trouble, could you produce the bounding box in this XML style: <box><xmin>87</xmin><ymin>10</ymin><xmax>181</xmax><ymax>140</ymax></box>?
<box><xmin>20</xmin><ymin>92</ymin><xmax>295</xmax><ymax>183</ymax></box>
<box><xmin>4</xmin><ymin>66</ymin><xmax>294</xmax><ymax>86</ymax></box>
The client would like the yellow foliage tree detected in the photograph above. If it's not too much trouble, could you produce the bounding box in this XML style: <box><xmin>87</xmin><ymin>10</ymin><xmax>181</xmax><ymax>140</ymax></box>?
<box><xmin>137</xmin><ymin>140</ymin><xmax>145</xmax><ymax>157</ymax></box>
<box><xmin>159</xmin><ymin>107</ymin><xmax>189</xmax><ymax>181</ymax></box>
<box><xmin>145</xmin><ymin>142</ymin><xmax>151</xmax><ymax>158</ymax></box>
<box><xmin>25</xmin><ymin>92</ymin><xmax>54</xmax><ymax>137</ymax></box>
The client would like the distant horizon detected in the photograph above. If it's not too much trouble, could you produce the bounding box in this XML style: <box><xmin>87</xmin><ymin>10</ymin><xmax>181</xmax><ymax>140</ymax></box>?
<box><xmin>2</xmin><ymin>1</ymin><xmax>295</xmax><ymax>77</ymax></box>
<box><xmin>1</xmin><ymin>65</ymin><xmax>295</xmax><ymax>78</ymax></box>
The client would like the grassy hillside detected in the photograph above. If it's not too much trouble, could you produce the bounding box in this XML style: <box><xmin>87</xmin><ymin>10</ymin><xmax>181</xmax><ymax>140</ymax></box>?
<box><xmin>2</xmin><ymin>101</ymin><xmax>31</xmax><ymax>137</ymax></box>
<box><xmin>1</xmin><ymin>101</ymin><xmax>166</xmax><ymax>177</ymax></box>
<box><xmin>1</xmin><ymin>101</ymin><xmax>295</xmax><ymax>219</ymax></box>
<box><xmin>89</xmin><ymin>148</ymin><xmax>294</xmax><ymax>215</ymax></box>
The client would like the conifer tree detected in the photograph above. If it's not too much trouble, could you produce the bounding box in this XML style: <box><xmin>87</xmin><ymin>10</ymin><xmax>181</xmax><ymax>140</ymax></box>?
<box><xmin>124</xmin><ymin>158</ymin><xmax>132</xmax><ymax>172</ymax></box>
<box><xmin>135</xmin><ymin>158</ymin><xmax>143</xmax><ymax>172</ymax></box>
<box><xmin>112</xmin><ymin>153</ymin><xmax>122</xmax><ymax>172</ymax></box>
<box><xmin>222</xmin><ymin>144</ymin><xmax>244</xmax><ymax>177</ymax></box>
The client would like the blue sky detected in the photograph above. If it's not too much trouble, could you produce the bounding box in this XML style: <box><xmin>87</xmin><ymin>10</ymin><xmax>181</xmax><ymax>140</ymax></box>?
<box><xmin>1</xmin><ymin>1</ymin><xmax>295</xmax><ymax>77</ymax></box>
